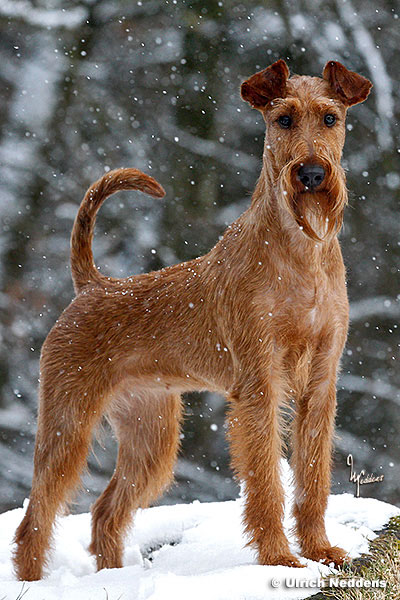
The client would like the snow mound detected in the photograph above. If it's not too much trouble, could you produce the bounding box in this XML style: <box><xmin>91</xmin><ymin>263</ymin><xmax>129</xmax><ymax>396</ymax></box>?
<box><xmin>0</xmin><ymin>490</ymin><xmax>398</xmax><ymax>600</ymax></box>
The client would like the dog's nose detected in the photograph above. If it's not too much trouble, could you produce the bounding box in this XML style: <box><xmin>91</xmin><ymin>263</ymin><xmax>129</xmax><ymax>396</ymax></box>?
<box><xmin>298</xmin><ymin>164</ymin><xmax>325</xmax><ymax>190</ymax></box>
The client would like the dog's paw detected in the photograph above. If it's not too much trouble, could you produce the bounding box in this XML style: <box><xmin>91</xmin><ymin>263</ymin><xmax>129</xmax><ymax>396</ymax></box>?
<box><xmin>260</xmin><ymin>553</ymin><xmax>305</xmax><ymax>568</ymax></box>
<box><xmin>303</xmin><ymin>545</ymin><xmax>348</xmax><ymax>567</ymax></box>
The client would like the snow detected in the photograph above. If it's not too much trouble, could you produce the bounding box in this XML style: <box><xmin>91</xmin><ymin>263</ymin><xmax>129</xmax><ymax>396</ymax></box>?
<box><xmin>0</xmin><ymin>466</ymin><xmax>398</xmax><ymax>600</ymax></box>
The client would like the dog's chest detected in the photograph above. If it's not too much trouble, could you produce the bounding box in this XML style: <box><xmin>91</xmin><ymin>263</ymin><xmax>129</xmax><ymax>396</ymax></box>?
<box><xmin>281</xmin><ymin>292</ymin><xmax>326</xmax><ymax>336</ymax></box>
<box><xmin>262</xmin><ymin>270</ymin><xmax>344</xmax><ymax>340</ymax></box>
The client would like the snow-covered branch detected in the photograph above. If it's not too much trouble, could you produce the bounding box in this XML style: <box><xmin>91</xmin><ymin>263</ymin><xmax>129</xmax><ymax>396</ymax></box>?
<box><xmin>336</xmin><ymin>0</ymin><xmax>394</xmax><ymax>148</ymax></box>
<box><xmin>349</xmin><ymin>296</ymin><xmax>399</xmax><ymax>322</ymax></box>
<box><xmin>0</xmin><ymin>1</ymin><xmax>87</xmax><ymax>29</ymax></box>
<box><xmin>159</xmin><ymin>121</ymin><xmax>259</xmax><ymax>173</ymax></box>
<box><xmin>339</xmin><ymin>373</ymin><xmax>400</xmax><ymax>407</ymax></box>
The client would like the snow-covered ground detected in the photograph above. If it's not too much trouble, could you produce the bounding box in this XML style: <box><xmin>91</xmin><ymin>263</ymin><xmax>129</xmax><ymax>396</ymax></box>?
<box><xmin>0</xmin><ymin>464</ymin><xmax>398</xmax><ymax>600</ymax></box>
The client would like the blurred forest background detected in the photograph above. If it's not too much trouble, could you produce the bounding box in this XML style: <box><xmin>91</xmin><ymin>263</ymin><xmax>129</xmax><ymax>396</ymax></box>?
<box><xmin>0</xmin><ymin>0</ymin><xmax>399</xmax><ymax>513</ymax></box>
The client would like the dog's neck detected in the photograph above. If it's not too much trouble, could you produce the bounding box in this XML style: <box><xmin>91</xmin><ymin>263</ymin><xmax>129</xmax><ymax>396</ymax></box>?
<box><xmin>211</xmin><ymin>163</ymin><xmax>345</xmax><ymax>283</ymax></box>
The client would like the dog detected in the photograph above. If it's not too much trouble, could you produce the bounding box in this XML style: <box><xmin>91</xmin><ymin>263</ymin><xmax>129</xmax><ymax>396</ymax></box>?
<box><xmin>13</xmin><ymin>59</ymin><xmax>372</xmax><ymax>580</ymax></box>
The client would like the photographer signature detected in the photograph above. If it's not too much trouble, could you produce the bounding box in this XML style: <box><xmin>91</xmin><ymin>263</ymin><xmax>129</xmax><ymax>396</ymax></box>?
<box><xmin>347</xmin><ymin>454</ymin><xmax>384</xmax><ymax>497</ymax></box>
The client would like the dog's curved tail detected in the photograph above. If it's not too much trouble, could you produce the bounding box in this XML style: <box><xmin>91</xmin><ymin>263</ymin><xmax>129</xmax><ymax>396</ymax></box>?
<box><xmin>70</xmin><ymin>168</ymin><xmax>165</xmax><ymax>294</ymax></box>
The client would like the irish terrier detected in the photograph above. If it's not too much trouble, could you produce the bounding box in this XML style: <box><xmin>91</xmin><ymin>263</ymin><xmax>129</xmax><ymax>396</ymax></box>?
<box><xmin>13</xmin><ymin>59</ymin><xmax>372</xmax><ymax>580</ymax></box>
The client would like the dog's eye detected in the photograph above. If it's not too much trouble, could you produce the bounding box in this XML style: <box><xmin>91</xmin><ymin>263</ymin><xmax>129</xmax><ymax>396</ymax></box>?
<box><xmin>277</xmin><ymin>115</ymin><xmax>292</xmax><ymax>129</ymax></box>
<box><xmin>324</xmin><ymin>114</ymin><xmax>336</xmax><ymax>127</ymax></box>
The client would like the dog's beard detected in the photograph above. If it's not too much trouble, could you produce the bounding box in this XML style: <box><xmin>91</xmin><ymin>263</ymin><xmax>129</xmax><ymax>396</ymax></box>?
<box><xmin>277</xmin><ymin>158</ymin><xmax>348</xmax><ymax>242</ymax></box>
<box><xmin>291</xmin><ymin>190</ymin><xmax>343</xmax><ymax>241</ymax></box>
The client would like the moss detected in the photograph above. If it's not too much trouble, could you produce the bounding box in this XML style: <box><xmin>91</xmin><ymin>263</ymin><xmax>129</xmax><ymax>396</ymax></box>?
<box><xmin>305</xmin><ymin>516</ymin><xmax>400</xmax><ymax>600</ymax></box>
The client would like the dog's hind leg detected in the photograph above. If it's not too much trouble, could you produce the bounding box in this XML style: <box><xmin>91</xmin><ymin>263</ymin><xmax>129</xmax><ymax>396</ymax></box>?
<box><xmin>89</xmin><ymin>390</ymin><xmax>183</xmax><ymax>571</ymax></box>
<box><xmin>13</xmin><ymin>372</ymin><xmax>110</xmax><ymax>581</ymax></box>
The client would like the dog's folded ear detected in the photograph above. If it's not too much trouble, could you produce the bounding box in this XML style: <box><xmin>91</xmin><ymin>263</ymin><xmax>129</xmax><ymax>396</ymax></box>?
<box><xmin>322</xmin><ymin>61</ymin><xmax>372</xmax><ymax>106</ymax></box>
<box><xmin>241</xmin><ymin>59</ymin><xmax>290</xmax><ymax>109</ymax></box>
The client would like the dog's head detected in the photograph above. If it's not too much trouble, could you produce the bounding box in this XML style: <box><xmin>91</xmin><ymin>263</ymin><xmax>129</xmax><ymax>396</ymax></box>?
<box><xmin>241</xmin><ymin>60</ymin><xmax>372</xmax><ymax>241</ymax></box>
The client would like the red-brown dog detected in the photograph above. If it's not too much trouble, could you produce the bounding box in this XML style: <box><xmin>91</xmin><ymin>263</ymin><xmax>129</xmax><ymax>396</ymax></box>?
<box><xmin>14</xmin><ymin>59</ymin><xmax>372</xmax><ymax>580</ymax></box>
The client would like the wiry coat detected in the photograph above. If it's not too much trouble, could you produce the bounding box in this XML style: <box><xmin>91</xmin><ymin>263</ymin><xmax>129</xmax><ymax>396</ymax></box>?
<box><xmin>13</xmin><ymin>59</ymin><xmax>372</xmax><ymax>580</ymax></box>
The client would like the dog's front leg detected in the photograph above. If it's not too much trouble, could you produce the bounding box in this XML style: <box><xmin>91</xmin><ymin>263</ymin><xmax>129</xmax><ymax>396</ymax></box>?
<box><xmin>291</xmin><ymin>352</ymin><xmax>347</xmax><ymax>566</ymax></box>
<box><xmin>228</xmin><ymin>359</ymin><xmax>303</xmax><ymax>568</ymax></box>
